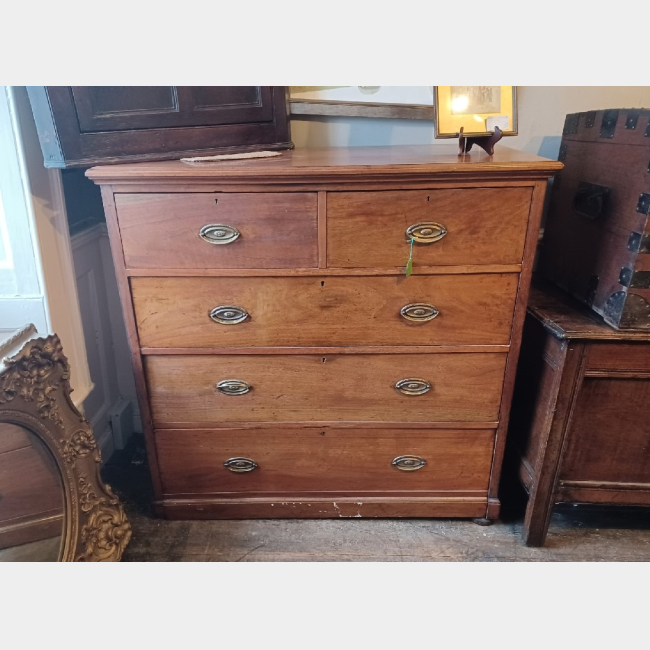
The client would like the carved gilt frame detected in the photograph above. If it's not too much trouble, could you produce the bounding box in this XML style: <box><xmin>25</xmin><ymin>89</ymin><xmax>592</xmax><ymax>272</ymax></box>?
<box><xmin>0</xmin><ymin>334</ymin><xmax>131</xmax><ymax>561</ymax></box>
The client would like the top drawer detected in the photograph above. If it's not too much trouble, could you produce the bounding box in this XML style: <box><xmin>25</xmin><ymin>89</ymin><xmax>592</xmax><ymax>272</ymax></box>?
<box><xmin>114</xmin><ymin>192</ymin><xmax>318</xmax><ymax>269</ymax></box>
<box><xmin>327</xmin><ymin>188</ymin><xmax>531</xmax><ymax>268</ymax></box>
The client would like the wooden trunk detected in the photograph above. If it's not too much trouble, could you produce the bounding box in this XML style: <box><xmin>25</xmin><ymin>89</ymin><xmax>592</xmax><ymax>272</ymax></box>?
<box><xmin>87</xmin><ymin>145</ymin><xmax>561</xmax><ymax>520</ymax></box>
<box><xmin>540</xmin><ymin>108</ymin><xmax>650</xmax><ymax>329</ymax></box>
<box><xmin>507</xmin><ymin>280</ymin><xmax>650</xmax><ymax>546</ymax></box>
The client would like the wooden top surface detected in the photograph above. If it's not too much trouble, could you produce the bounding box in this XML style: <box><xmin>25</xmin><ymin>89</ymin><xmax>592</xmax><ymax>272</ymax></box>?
<box><xmin>528</xmin><ymin>279</ymin><xmax>650</xmax><ymax>341</ymax></box>
<box><xmin>86</xmin><ymin>145</ymin><xmax>562</xmax><ymax>184</ymax></box>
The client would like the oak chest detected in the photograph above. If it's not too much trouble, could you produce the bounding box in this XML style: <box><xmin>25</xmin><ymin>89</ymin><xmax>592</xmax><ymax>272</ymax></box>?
<box><xmin>508</xmin><ymin>280</ymin><xmax>650</xmax><ymax>546</ymax></box>
<box><xmin>87</xmin><ymin>145</ymin><xmax>561</xmax><ymax>520</ymax></box>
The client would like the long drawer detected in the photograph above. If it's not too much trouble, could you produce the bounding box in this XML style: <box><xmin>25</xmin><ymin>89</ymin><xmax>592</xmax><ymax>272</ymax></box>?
<box><xmin>145</xmin><ymin>353</ymin><xmax>507</xmax><ymax>424</ymax></box>
<box><xmin>327</xmin><ymin>188</ymin><xmax>532</xmax><ymax>267</ymax></box>
<box><xmin>114</xmin><ymin>192</ymin><xmax>318</xmax><ymax>269</ymax></box>
<box><xmin>155</xmin><ymin>427</ymin><xmax>496</xmax><ymax>496</ymax></box>
<box><xmin>132</xmin><ymin>274</ymin><xmax>518</xmax><ymax>348</ymax></box>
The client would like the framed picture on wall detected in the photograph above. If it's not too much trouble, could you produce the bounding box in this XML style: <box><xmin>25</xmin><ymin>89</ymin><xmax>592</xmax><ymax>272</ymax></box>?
<box><xmin>289</xmin><ymin>86</ymin><xmax>435</xmax><ymax>120</ymax></box>
<box><xmin>434</xmin><ymin>86</ymin><xmax>518</xmax><ymax>138</ymax></box>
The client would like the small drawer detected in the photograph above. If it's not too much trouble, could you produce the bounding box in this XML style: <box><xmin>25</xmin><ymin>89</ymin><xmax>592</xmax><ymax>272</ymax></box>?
<box><xmin>114</xmin><ymin>192</ymin><xmax>318</xmax><ymax>269</ymax></box>
<box><xmin>131</xmin><ymin>274</ymin><xmax>518</xmax><ymax>348</ymax></box>
<box><xmin>327</xmin><ymin>188</ymin><xmax>531</xmax><ymax>268</ymax></box>
<box><xmin>155</xmin><ymin>427</ymin><xmax>496</xmax><ymax>496</ymax></box>
<box><xmin>586</xmin><ymin>342</ymin><xmax>650</xmax><ymax>373</ymax></box>
<box><xmin>145</xmin><ymin>353</ymin><xmax>507</xmax><ymax>424</ymax></box>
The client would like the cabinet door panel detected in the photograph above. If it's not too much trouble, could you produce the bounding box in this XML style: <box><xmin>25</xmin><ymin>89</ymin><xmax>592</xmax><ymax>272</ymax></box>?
<box><xmin>70</xmin><ymin>86</ymin><xmax>273</xmax><ymax>132</ymax></box>
<box><xmin>560</xmin><ymin>378</ymin><xmax>650</xmax><ymax>484</ymax></box>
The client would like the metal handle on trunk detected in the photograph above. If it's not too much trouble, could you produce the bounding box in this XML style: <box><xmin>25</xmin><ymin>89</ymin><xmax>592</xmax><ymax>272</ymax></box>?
<box><xmin>573</xmin><ymin>182</ymin><xmax>610</xmax><ymax>220</ymax></box>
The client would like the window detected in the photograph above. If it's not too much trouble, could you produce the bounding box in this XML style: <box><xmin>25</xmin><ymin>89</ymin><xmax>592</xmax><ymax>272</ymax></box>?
<box><xmin>0</xmin><ymin>86</ymin><xmax>46</xmax><ymax>335</ymax></box>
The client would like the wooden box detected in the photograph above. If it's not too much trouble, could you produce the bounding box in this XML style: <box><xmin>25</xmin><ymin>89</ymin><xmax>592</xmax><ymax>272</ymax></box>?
<box><xmin>26</xmin><ymin>86</ymin><xmax>292</xmax><ymax>168</ymax></box>
<box><xmin>540</xmin><ymin>108</ymin><xmax>650</xmax><ymax>329</ymax></box>
<box><xmin>508</xmin><ymin>280</ymin><xmax>650</xmax><ymax>546</ymax></box>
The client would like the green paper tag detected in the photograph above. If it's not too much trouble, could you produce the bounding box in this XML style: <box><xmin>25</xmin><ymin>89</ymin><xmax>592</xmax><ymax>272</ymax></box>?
<box><xmin>405</xmin><ymin>237</ymin><xmax>414</xmax><ymax>277</ymax></box>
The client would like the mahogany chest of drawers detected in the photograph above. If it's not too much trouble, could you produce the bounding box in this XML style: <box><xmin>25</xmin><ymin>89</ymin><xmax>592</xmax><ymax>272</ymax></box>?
<box><xmin>87</xmin><ymin>145</ymin><xmax>561</xmax><ymax>520</ymax></box>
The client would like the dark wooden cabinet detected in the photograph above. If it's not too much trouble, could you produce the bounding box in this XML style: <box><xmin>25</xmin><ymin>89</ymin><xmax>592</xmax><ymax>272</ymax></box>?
<box><xmin>508</xmin><ymin>280</ymin><xmax>650</xmax><ymax>546</ymax></box>
<box><xmin>27</xmin><ymin>86</ymin><xmax>291</xmax><ymax>168</ymax></box>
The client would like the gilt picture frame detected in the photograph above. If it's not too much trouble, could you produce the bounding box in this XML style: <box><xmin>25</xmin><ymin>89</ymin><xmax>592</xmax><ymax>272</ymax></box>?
<box><xmin>434</xmin><ymin>86</ymin><xmax>518</xmax><ymax>138</ymax></box>
<box><xmin>0</xmin><ymin>333</ymin><xmax>131</xmax><ymax>561</ymax></box>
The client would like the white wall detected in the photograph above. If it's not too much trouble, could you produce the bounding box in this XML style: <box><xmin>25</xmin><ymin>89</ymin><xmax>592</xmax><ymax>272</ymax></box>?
<box><xmin>0</xmin><ymin>86</ymin><xmax>93</xmax><ymax>408</ymax></box>
<box><xmin>292</xmin><ymin>86</ymin><xmax>650</xmax><ymax>158</ymax></box>
<box><xmin>71</xmin><ymin>223</ymin><xmax>139</xmax><ymax>459</ymax></box>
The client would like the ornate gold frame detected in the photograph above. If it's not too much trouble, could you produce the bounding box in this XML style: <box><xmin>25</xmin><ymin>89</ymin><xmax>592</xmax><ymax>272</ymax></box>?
<box><xmin>0</xmin><ymin>334</ymin><xmax>131</xmax><ymax>561</ymax></box>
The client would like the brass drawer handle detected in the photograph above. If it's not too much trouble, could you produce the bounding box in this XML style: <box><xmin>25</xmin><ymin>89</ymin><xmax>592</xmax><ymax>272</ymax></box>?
<box><xmin>199</xmin><ymin>224</ymin><xmax>240</xmax><ymax>245</ymax></box>
<box><xmin>406</xmin><ymin>222</ymin><xmax>447</xmax><ymax>244</ymax></box>
<box><xmin>392</xmin><ymin>455</ymin><xmax>427</xmax><ymax>471</ymax></box>
<box><xmin>210</xmin><ymin>305</ymin><xmax>249</xmax><ymax>324</ymax></box>
<box><xmin>400</xmin><ymin>303</ymin><xmax>439</xmax><ymax>322</ymax></box>
<box><xmin>395</xmin><ymin>378</ymin><xmax>431</xmax><ymax>396</ymax></box>
<box><xmin>216</xmin><ymin>379</ymin><xmax>251</xmax><ymax>396</ymax></box>
<box><xmin>224</xmin><ymin>457</ymin><xmax>258</xmax><ymax>473</ymax></box>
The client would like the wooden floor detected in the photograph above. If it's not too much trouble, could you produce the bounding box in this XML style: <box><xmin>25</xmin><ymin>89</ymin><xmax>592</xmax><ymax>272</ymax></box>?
<box><xmin>103</xmin><ymin>441</ymin><xmax>650</xmax><ymax>562</ymax></box>
<box><xmin>0</xmin><ymin>536</ymin><xmax>60</xmax><ymax>562</ymax></box>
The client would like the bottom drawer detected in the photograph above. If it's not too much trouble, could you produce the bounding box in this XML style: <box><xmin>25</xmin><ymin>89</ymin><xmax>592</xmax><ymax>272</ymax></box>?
<box><xmin>156</xmin><ymin>427</ymin><xmax>495</xmax><ymax>496</ymax></box>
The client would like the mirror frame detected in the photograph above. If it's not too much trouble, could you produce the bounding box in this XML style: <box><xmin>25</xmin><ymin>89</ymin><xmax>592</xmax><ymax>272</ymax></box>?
<box><xmin>0</xmin><ymin>334</ymin><xmax>131</xmax><ymax>561</ymax></box>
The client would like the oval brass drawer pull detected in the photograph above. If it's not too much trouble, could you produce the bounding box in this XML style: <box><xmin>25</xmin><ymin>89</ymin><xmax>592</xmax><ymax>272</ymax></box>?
<box><xmin>400</xmin><ymin>303</ymin><xmax>439</xmax><ymax>322</ymax></box>
<box><xmin>224</xmin><ymin>457</ymin><xmax>258</xmax><ymax>473</ymax></box>
<box><xmin>199</xmin><ymin>223</ymin><xmax>240</xmax><ymax>245</ymax></box>
<box><xmin>216</xmin><ymin>379</ymin><xmax>251</xmax><ymax>396</ymax></box>
<box><xmin>406</xmin><ymin>222</ymin><xmax>447</xmax><ymax>244</ymax></box>
<box><xmin>395</xmin><ymin>378</ymin><xmax>431</xmax><ymax>396</ymax></box>
<box><xmin>392</xmin><ymin>455</ymin><xmax>427</xmax><ymax>471</ymax></box>
<box><xmin>210</xmin><ymin>305</ymin><xmax>249</xmax><ymax>325</ymax></box>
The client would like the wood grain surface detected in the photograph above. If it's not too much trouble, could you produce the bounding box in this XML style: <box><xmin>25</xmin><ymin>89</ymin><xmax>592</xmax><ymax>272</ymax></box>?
<box><xmin>115</xmin><ymin>192</ymin><xmax>318</xmax><ymax>269</ymax></box>
<box><xmin>144</xmin><ymin>353</ymin><xmax>507</xmax><ymax>424</ymax></box>
<box><xmin>86</xmin><ymin>145</ymin><xmax>563</xmax><ymax>185</ymax></box>
<box><xmin>586</xmin><ymin>342</ymin><xmax>650</xmax><ymax>372</ymax></box>
<box><xmin>560</xmin><ymin>377</ymin><xmax>650</xmax><ymax>485</ymax></box>
<box><xmin>327</xmin><ymin>188</ymin><xmax>531</xmax><ymax>267</ymax></box>
<box><xmin>155</xmin><ymin>427</ymin><xmax>495</xmax><ymax>496</ymax></box>
<box><xmin>131</xmin><ymin>274</ymin><xmax>518</xmax><ymax>348</ymax></box>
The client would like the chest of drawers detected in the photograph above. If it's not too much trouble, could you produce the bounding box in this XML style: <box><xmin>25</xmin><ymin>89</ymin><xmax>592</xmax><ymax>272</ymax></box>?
<box><xmin>87</xmin><ymin>145</ymin><xmax>561</xmax><ymax>520</ymax></box>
